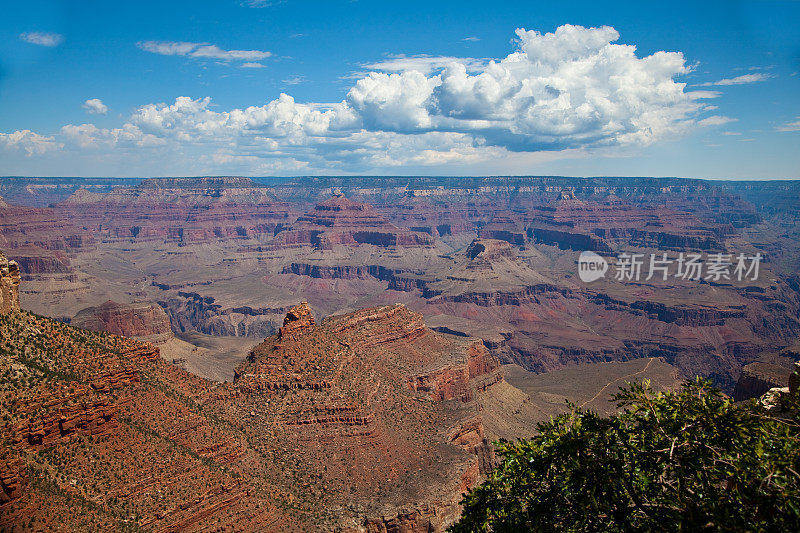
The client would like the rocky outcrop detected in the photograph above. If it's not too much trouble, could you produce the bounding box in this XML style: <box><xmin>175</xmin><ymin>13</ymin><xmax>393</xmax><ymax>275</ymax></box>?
<box><xmin>407</xmin><ymin>343</ymin><xmax>499</xmax><ymax>402</ymax></box>
<box><xmin>11</xmin><ymin>252</ymin><xmax>71</xmax><ymax>275</ymax></box>
<box><xmin>479</xmin><ymin>212</ymin><xmax>526</xmax><ymax>246</ymax></box>
<box><xmin>228</xmin><ymin>303</ymin><xmax>506</xmax><ymax>531</ymax></box>
<box><xmin>364</xmin><ymin>507</ymin><xmax>440</xmax><ymax>533</ymax></box>
<box><xmin>0</xmin><ymin>251</ymin><xmax>21</xmax><ymax>313</ymax></box>
<box><xmin>0</xmin><ymin>454</ymin><xmax>27</xmax><ymax>508</ymax></box>
<box><xmin>733</xmin><ymin>362</ymin><xmax>792</xmax><ymax>402</ymax></box>
<box><xmin>72</xmin><ymin>300</ymin><xmax>174</xmax><ymax>343</ymax></box>
<box><xmin>279</xmin><ymin>301</ymin><xmax>315</xmax><ymax>339</ymax></box>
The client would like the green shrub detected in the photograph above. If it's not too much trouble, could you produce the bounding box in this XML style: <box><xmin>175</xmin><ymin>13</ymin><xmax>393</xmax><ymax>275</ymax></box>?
<box><xmin>452</xmin><ymin>379</ymin><xmax>800</xmax><ymax>533</ymax></box>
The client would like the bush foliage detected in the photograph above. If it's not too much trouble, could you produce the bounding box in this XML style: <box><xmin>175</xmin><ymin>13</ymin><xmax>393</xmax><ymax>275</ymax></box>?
<box><xmin>452</xmin><ymin>379</ymin><xmax>800</xmax><ymax>532</ymax></box>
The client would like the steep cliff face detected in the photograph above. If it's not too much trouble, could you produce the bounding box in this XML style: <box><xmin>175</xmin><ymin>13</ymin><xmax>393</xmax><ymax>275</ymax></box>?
<box><xmin>158</xmin><ymin>292</ymin><xmax>282</xmax><ymax>338</ymax></box>
<box><xmin>0</xmin><ymin>251</ymin><xmax>20</xmax><ymax>313</ymax></box>
<box><xmin>0</xmin><ymin>199</ymin><xmax>90</xmax><ymax>285</ymax></box>
<box><xmin>733</xmin><ymin>362</ymin><xmax>792</xmax><ymax>402</ymax></box>
<box><xmin>524</xmin><ymin>190</ymin><xmax>724</xmax><ymax>252</ymax></box>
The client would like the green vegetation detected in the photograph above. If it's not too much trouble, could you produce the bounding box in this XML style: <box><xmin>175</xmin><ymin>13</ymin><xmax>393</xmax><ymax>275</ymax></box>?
<box><xmin>452</xmin><ymin>379</ymin><xmax>800</xmax><ymax>532</ymax></box>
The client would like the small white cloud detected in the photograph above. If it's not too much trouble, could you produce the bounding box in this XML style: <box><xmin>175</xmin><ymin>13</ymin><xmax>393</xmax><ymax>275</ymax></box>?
<box><xmin>777</xmin><ymin>117</ymin><xmax>800</xmax><ymax>132</ymax></box>
<box><xmin>721</xmin><ymin>131</ymin><xmax>741</xmax><ymax>136</ymax></box>
<box><xmin>462</xmin><ymin>37</ymin><xmax>480</xmax><ymax>42</ymax></box>
<box><xmin>282</xmin><ymin>75</ymin><xmax>305</xmax><ymax>85</ymax></box>
<box><xmin>697</xmin><ymin>73</ymin><xmax>775</xmax><ymax>86</ymax></box>
<box><xmin>687</xmin><ymin>90</ymin><xmax>721</xmax><ymax>100</ymax></box>
<box><xmin>241</xmin><ymin>62</ymin><xmax>266</xmax><ymax>69</ymax></box>
<box><xmin>137</xmin><ymin>41</ymin><xmax>271</xmax><ymax>63</ymax></box>
<box><xmin>698</xmin><ymin>116</ymin><xmax>737</xmax><ymax>127</ymax></box>
<box><xmin>241</xmin><ymin>0</ymin><xmax>284</xmax><ymax>6</ymax></box>
<box><xmin>19</xmin><ymin>32</ymin><xmax>64</xmax><ymax>47</ymax></box>
<box><xmin>358</xmin><ymin>54</ymin><xmax>488</xmax><ymax>76</ymax></box>
<box><xmin>82</xmin><ymin>98</ymin><xmax>108</xmax><ymax>115</ymax></box>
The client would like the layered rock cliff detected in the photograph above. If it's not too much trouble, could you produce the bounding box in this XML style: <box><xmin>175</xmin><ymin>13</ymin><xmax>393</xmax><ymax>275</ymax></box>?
<box><xmin>0</xmin><ymin>309</ymin><xmax>301</xmax><ymax>531</ymax></box>
<box><xmin>71</xmin><ymin>300</ymin><xmax>174</xmax><ymax>343</ymax></box>
<box><xmin>55</xmin><ymin>177</ymin><xmax>294</xmax><ymax>244</ymax></box>
<box><xmin>228</xmin><ymin>302</ymin><xmax>505</xmax><ymax>530</ymax></box>
<box><xmin>270</xmin><ymin>194</ymin><xmax>434</xmax><ymax>249</ymax></box>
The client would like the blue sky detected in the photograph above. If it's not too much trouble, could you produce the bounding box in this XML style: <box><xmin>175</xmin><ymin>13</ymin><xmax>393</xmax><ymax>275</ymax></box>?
<box><xmin>0</xmin><ymin>0</ymin><xmax>798</xmax><ymax>178</ymax></box>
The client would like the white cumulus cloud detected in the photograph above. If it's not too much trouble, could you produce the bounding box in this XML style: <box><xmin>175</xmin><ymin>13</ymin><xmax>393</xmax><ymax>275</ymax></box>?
<box><xmin>82</xmin><ymin>98</ymin><xmax>108</xmax><ymax>115</ymax></box>
<box><xmin>0</xmin><ymin>130</ymin><xmax>62</xmax><ymax>156</ymax></box>
<box><xmin>3</xmin><ymin>25</ymin><xmax>723</xmax><ymax>174</ymax></box>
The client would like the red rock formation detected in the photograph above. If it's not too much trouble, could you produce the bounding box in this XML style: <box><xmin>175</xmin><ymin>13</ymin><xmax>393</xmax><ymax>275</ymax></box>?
<box><xmin>0</xmin><ymin>202</ymin><xmax>92</xmax><ymax>253</ymax></box>
<box><xmin>0</xmin><ymin>200</ymin><xmax>90</xmax><ymax>284</ymax></box>
<box><xmin>228</xmin><ymin>303</ymin><xmax>505</xmax><ymax>530</ymax></box>
<box><xmin>364</xmin><ymin>506</ymin><xmax>440</xmax><ymax>533</ymax></box>
<box><xmin>524</xmin><ymin>189</ymin><xmax>724</xmax><ymax>252</ymax></box>
<box><xmin>0</xmin><ymin>454</ymin><xmax>26</xmax><ymax>507</ymax></box>
<box><xmin>479</xmin><ymin>212</ymin><xmax>526</xmax><ymax>246</ymax></box>
<box><xmin>72</xmin><ymin>300</ymin><xmax>174</xmax><ymax>343</ymax></box>
<box><xmin>0</xmin><ymin>310</ymin><xmax>301</xmax><ymax>531</ymax></box>
<box><xmin>271</xmin><ymin>194</ymin><xmax>433</xmax><ymax>249</ymax></box>
<box><xmin>0</xmin><ymin>251</ymin><xmax>20</xmax><ymax>313</ymax></box>
<box><xmin>279</xmin><ymin>301</ymin><xmax>316</xmax><ymax>339</ymax></box>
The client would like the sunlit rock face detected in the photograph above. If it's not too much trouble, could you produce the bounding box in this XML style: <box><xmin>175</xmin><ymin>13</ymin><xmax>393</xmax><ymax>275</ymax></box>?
<box><xmin>71</xmin><ymin>300</ymin><xmax>174</xmax><ymax>344</ymax></box>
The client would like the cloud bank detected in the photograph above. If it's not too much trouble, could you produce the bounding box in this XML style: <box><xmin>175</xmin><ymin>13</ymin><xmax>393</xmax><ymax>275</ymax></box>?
<box><xmin>3</xmin><ymin>25</ymin><xmax>725</xmax><ymax>174</ymax></box>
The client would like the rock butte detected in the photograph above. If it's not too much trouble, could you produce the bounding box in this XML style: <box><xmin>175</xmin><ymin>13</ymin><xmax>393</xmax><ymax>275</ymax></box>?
<box><xmin>71</xmin><ymin>300</ymin><xmax>174</xmax><ymax>344</ymax></box>
<box><xmin>269</xmin><ymin>193</ymin><xmax>434</xmax><ymax>250</ymax></box>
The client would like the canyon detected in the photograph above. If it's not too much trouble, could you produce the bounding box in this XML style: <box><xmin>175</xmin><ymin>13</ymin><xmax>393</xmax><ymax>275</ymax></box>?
<box><xmin>1</xmin><ymin>174</ymin><xmax>799</xmax><ymax>530</ymax></box>
<box><xmin>3</xmin><ymin>176</ymin><xmax>798</xmax><ymax>390</ymax></box>
<box><xmin>1</xmin><ymin>285</ymin><xmax>682</xmax><ymax>530</ymax></box>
